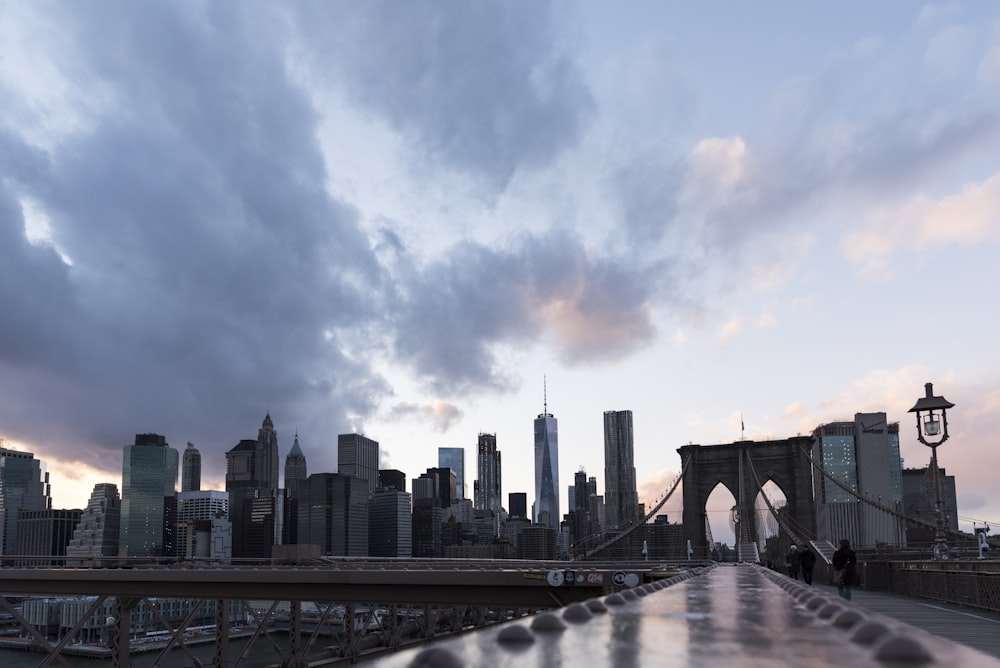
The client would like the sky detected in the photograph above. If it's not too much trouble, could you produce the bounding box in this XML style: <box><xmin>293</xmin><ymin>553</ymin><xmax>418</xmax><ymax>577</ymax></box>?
<box><xmin>2</xmin><ymin>2</ymin><xmax>999</xmax><ymax>546</ymax></box>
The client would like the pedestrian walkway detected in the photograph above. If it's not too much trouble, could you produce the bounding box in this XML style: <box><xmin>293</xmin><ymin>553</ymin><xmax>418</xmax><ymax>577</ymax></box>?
<box><xmin>370</xmin><ymin>564</ymin><xmax>1000</xmax><ymax>667</ymax></box>
<box><xmin>819</xmin><ymin>583</ymin><xmax>1000</xmax><ymax>659</ymax></box>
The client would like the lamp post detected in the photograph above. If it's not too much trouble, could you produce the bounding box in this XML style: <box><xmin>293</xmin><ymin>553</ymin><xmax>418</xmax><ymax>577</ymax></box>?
<box><xmin>908</xmin><ymin>382</ymin><xmax>955</xmax><ymax>560</ymax></box>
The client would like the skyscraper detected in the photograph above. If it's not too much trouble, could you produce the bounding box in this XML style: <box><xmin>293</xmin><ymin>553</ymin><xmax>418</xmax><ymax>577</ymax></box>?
<box><xmin>285</xmin><ymin>433</ymin><xmax>308</xmax><ymax>487</ymax></box>
<box><xmin>604</xmin><ymin>409</ymin><xmax>638</xmax><ymax>531</ymax></box>
<box><xmin>256</xmin><ymin>412</ymin><xmax>280</xmax><ymax>497</ymax></box>
<box><xmin>338</xmin><ymin>433</ymin><xmax>379</xmax><ymax>495</ymax></box>
<box><xmin>0</xmin><ymin>447</ymin><xmax>51</xmax><ymax>556</ymax></box>
<box><xmin>811</xmin><ymin>412</ymin><xmax>905</xmax><ymax>547</ymax></box>
<box><xmin>182</xmin><ymin>442</ymin><xmax>201</xmax><ymax>492</ymax></box>
<box><xmin>508</xmin><ymin>492</ymin><xmax>527</xmax><ymax>520</ymax></box>
<box><xmin>369</xmin><ymin>487</ymin><xmax>412</xmax><ymax>557</ymax></box>
<box><xmin>474</xmin><ymin>433</ymin><xmax>501</xmax><ymax>516</ymax></box>
<box><xmin>438</xmin><ymin>447</ymin><xmax>466</xmax><ymax>500</ymax></box>
<box><xmin>225</xmin><ymin>439</ymin><xmax>266</xmax><ymax>558</ymax></box>
<box><xmin>533</xmin><ymin>384</ymin><xmax>559</xmax><ymax>529</ymax></box>
<box><xmin>301</xmin><ymin>473</ymin><xmax>369</xmax><ymax>556</ymax></box>
<box><xmin>119</xmin><ymin>434</ymin><xmax>178</xmax><ymax>558</ymax></box>
<box><xmin>175</xmin><ymin>490</ymin><xmax>230</xmax><ymax>560</ymax></box>
<box><xmin>66</xmin><ymin>483</ymin><xmax>121</xmax><ymax>566</ymax></box>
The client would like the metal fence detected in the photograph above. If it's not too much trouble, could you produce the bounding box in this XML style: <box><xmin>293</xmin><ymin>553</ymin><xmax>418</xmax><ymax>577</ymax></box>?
<box><xmin>861</xmin><ymin>561</ymin><xmax>1000</xmax><ymax>612</ymax></box>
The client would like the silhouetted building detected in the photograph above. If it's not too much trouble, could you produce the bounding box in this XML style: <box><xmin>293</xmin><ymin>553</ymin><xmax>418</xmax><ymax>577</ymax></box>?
<box><xmin>244</xmin><ymin>495</ymin><xmax>280</xmax><ymax>560</ymax></box>
<box><xmin>474</xmin><ymin>433</ymin><xmax>501</xmax><ymax>531</ymax></box>
<box><xmin>645</xmin><ymin>515</ymin><xmax>686</xmax><ymax>560</ymax></box>
<box><xmin>369</xmin><ymin>488</ymin><xmax>412</xmax><ymax>557</ymax></box>
<box><xmin>338</xmin><ymin>434</ymin><xmax>379</xmax><ymax>496</ymax></box>
<box><xmin>901</xmin><ymin>465</ymin><xmax>959</xmax><ymax>544</ymax></box>
<box><xmin>119</xmin><ymin>434</ymin><xmax>178</xmax><ymax>558</ymax></box>
<box><xmin>15</xmin><ymin>508</ymin><xmax>81</xmax><ymax>565</ymax></box>
<box><xmin>225</xmin><ymin>439</ymin><xmax>268</xmax><ymax>558</ymax></box>
<box><xmin>284</xmin><ymin>433</ymin><xmax>308</xmax><ymax>487</ymax></box>
<box><xmin>66</xmin><ymin>483</ymin><xmax>121</xmax><ymax>566</ymax></box>
<box><xmin>417</xmin><ymin>468</ymin><xmax>457</xmax><ymax>509</ymax></box>
<box><xmin>508</xmin><ymin>492</ymin><xmax>527</xmax><ymax>520</ymax></box>
<box><xmin>378</xmin><ymin>469</ymin><xmax>407</xmax><ymax>492</ymax></box>
<box><xmin>604</xmin><ymin>410</ymin><xmax>638</xmax><ymax>531</ymax></box>
<box><xmin>182</xmin><ymin>442</ymin><xmax>201</xmax><ymax>493</ymax></box>
<box><xmin>0</xmin><ymin>447</ymin><xmax>51</xmax><ymax>557</ymax></box>
<box><xmin>571</xmin><ymin>468</ymin><xmax>595</xmax><ymax>553</ymax></box>
<box><xmin>412</xmin><ymin>499</ymin><xmax>442</xmax><ymax>558</ymax></box>
<box><xmin>256</xmin><ymin>413</ymin><xmax>280</xmax><ymax>497</ymax></box>
<box><xmin>518</xmin><ymin>525</ymin><xmax>558</xmax><ymax>560</ymax></box>
<box><xmin>301</xmin><ymin>473</ymin><xmax>368</xmax><ymax>556</ymax></box>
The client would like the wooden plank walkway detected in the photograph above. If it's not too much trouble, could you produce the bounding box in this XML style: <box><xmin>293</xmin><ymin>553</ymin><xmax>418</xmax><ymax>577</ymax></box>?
<box><xmin>815</xmin><ymin>583</ymin><xmax>1000</xmax><ymax>659</ymax></box>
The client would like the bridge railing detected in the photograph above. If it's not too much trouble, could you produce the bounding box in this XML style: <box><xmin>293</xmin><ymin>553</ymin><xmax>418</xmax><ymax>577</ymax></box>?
<box><xmin>860</xmin><ymin>560</ymin><xmax>1000</xmax><ymax>613</ymax></box>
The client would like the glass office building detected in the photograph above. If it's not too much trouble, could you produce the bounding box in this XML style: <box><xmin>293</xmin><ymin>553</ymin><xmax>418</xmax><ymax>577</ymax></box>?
<box><xmin>119</xmin><ymin>434</ymin><xmax>178</xmax><ymax>558</ymax></box>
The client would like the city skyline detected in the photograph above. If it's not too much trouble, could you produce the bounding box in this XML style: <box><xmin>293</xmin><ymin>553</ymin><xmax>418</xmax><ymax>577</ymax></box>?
<box><xmin>2</xmin><ymin>3</ymin><xmax>1000</xmax><ymax>543</ymax></box>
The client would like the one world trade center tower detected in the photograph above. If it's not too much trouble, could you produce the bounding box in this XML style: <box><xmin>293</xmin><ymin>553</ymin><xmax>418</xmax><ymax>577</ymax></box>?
<box><xmin>533</xmin><ymin>381</ymin><xmax>559</xmax><ymax>529</ymax></box>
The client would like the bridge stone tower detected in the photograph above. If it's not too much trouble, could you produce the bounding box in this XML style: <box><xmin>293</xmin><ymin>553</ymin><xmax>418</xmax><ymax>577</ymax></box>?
<box><xmin>678</xmin><ymin>437</ymin><xmax>816</xmax><ymax>557</ymax></box>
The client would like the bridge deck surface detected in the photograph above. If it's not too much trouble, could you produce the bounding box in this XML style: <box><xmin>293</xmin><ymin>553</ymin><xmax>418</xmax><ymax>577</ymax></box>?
<box><xmin>813</xmin><ymin>582</ymin><xmax>1000</xmax><ymax>659</ymax></box>
<box><xmin>369</xmin><ymin>564</ymin><xmax>1000</xmax><ymax>667</ymax></box>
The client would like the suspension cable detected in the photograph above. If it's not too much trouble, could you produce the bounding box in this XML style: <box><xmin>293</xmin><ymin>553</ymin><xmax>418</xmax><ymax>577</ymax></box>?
<box><xmin>580</xmin><ymin>456</ymin><xmax>690</xmax><ymax>560</ymax></box>
<box><xmin>797</xmin><ymin>442</ymin><xmax>978</xmax><ymax>540</ymax></box>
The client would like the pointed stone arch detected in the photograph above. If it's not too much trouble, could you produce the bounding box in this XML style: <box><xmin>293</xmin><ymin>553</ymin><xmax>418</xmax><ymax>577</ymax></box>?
<box><xmin>679</xmin><ymin>437</ymin><xmax>816</xmax><ymax>558</ymax></box>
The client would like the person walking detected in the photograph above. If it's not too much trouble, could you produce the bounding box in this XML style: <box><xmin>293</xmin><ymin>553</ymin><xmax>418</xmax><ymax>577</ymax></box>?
<box><xmin>785</xmin><ymin>545</ymin><xmax>800</xmax><ymax>580</ymax></box>
<box><xmin>831</xmin><ymin>538</ymin><xmax>859</xmax><ymax>600</ymax></box>
<box><xmin>798</xmin><ymin>544</ymin><xmax>817</xmax><ymax>585</ymax></box>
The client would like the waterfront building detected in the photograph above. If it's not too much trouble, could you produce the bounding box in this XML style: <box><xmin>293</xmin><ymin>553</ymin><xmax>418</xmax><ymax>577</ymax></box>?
<box><xmin>175</xmin><ymin>490</ymin><xmax>230</xmax><ymax>561</ymax></box>
<box><xmin>15</xmin><ymin>508</ymin><xmax>81</xmax><ymax>565</ymax></box>
<box><xmin>119</xmin><ymin>434</ymin><xmax>178</xmax><ymax>558</ymax></box>
<box><xmin>66</xmin><ymin>483</ymin><xmax>121</xmax><ymax>566</ymax></box>
<box><xmin>0</xmin><ymin>446</ymin><xmax>51</xmax><ymax>557</ymax></box>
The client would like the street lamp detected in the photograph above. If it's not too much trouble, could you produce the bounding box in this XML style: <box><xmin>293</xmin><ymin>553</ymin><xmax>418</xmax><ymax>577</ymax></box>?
<box><xmin>908</xmin><ymin>382</ymin><xmax>955</xmax><ymax>560</ymax></box>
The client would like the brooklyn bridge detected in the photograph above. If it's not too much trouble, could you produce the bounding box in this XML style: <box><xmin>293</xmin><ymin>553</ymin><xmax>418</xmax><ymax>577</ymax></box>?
<box><xmin>1</xmin><ymin>436</ymin><xmax>998</xmax><ymax>667</ymax></box>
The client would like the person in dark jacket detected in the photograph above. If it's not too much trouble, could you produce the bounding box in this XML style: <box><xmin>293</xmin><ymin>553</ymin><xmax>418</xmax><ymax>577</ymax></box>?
<box><xmin>831</xmin><ymin>538</ymin><xmax>859</xmax><ymax>600</ymax></box>
<box><xmin>785</xmin><ymin>545</ymin><xmax>800</xmax><ymax>580</ymax></box>
<box><xmin>798</xmin><ymin>544</ymin><xmax>817</xmax><ymax>585</ymax></box>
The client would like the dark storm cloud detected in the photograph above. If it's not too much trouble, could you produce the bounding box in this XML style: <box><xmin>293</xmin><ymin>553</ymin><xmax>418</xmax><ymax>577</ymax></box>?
<box><xmin>294</xmin><ymin>1</ymin><xmax>594</xmax><ymax>192</ymax></box>
<box><xmin>0</xmin><ymin>138</ymin><xmax>76</xmax><ymax>371</ymax></box>
<box><xmin>390</xmin><ymin>231</ymin><xmax>656</xmax><ymax>395</ymax></box>
<box><xmin>0</xmin><ymin>4</ymin><xmax>388</xmax><ymax>476</ymax></box>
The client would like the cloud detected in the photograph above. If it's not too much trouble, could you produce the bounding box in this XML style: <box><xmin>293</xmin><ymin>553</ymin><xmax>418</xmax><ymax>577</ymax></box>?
<box><xmin>389</xmin><ymin>400</ymin><xmax>464</xmax><ymax>433</ymax></box>
<box><xmin>715</xmin><ymin>318</ymin><xmax>743</xmax><ymax>342</ymax></box>
<box><xmin>0</xmin><ymin>3</ymin><xmax>391</xmax><ymax>479</ymax></box>
<box><xmin>843</xmin><ymin>171</ymin><xmax>1000</xmax><ymax>273</ymax></box>
<box><xmin>389</xmin><ymin>231</ymin><xmax>657</xmax><ymax>394</ymax></box>
<box><xmin>293</xmin><ymin>1</ymin><xmax>594</xmax><ymax>194</ymax></box>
